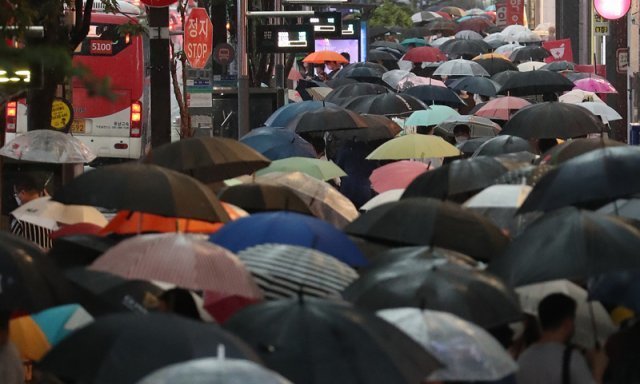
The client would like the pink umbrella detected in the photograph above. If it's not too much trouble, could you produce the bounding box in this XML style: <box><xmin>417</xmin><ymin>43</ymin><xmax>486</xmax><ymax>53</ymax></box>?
<box><xmin>573</xmin><ymin>77</ymin><xmax>617</xmax><ymax>94</ymax></box>
<box><xmin>474</xmin><ymin>96</ymin><xmax>531</xmax><ymax>120</ymax></box>
<box><xmin>370</xmin><ymin>160</ymin><xmax>431</xmax><ymax>193</ymax></box>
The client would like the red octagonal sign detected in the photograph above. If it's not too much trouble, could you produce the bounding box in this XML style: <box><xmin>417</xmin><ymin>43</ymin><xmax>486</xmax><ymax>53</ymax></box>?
<box><xmin>184</xmin><ymin>8</ymin><xmax>213</xmax><ymax>69</ymax></box>
<box><xmin>139</xmin><ymin>0</ymin><xmax>178</xmax><ymax>7</ymax></box>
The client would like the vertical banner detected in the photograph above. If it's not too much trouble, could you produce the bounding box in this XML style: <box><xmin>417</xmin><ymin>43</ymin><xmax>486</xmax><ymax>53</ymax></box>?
<box><xmin>496</xmin><ymin>2</ymin><xmax>507</xmax><ymax>26</ymax></box>
<box><xmin>496</xmin><ymin>0</ymin><xmax>524</xmax><ymax>26</ymax></box>
<box><xmin>542</xmin><ymin>39</ymin><xmax>574</xmax><ymax>62</ymax></box>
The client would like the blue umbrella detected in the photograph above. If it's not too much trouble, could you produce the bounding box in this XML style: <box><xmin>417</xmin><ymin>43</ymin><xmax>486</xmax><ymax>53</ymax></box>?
<box><xmin>32</xmin><ymin>304</ymin><xmax>93</xmax><ymax>345</ymax></box>
<box><xmin>589</xmin><ymin>271</ymin><xmax>640</xmax><ymax>313</ymax></box>
<box><xmin>264</xmin><ymin>101</ymin><xmax>338</xmax><ymax>127</ymax></box>
<box><xmin>240</xmin><ymin>127</ymin><xmax>317</xmax><ymax>160</ymax></box>
<box><xmin>210</xmin><ymin>211</ymin><xmax>368</xmax><ymax>267</ymax></box>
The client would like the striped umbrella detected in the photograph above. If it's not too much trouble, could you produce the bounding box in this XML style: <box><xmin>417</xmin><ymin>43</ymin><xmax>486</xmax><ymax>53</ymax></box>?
<box><xmin>236</xmin><ymin>244</ymin><xmax>359</xmax><ymax>300</ymax></box>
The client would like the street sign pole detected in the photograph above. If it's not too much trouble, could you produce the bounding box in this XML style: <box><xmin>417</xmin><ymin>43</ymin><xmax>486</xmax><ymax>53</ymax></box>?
<box><xmin>237</xmin><ymin>0</ymin><xmax>250</xmax><ymax>139</ymax></box>
<box><xmin>149</xmin><ymin>6</ymin><xmax>172</xmax><ymax>148</ymax></box>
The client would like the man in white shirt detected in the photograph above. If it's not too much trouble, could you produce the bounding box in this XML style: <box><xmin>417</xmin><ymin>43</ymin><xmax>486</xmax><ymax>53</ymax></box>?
<box><xmin>517</xmin><ymin>293</ymin><xmax>607</xmax><ymax>384</ymax></box>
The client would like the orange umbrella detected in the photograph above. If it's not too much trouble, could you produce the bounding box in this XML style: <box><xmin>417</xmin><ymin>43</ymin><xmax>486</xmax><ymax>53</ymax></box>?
<box><xmin>473</xmin><ymin>53</ymin><xmax>511</xmax><ymax>61</ymax></box>
<box><xmin>100</xmin><ymin>203</ymin><xmax>248</xmax><ymax>235</ymax></box>
<box><xmin>303</xmin><ymin>51</ymin><xmax>348</xmax><ymax>64</ymax></box>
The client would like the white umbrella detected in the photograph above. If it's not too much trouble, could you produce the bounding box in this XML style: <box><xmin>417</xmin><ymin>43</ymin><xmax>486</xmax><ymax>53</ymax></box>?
<box><xmin>500</xmin><ymin>25</ymin><xmax>530</xmax><ymax>42</ymax></box>
<box><xmin>494</xmin><ymin>43</ymin><xmax>525</xmax><ymax>57</ymax></box>
<box><xmin>517</xmin><ymin>61</ymin><xmax>546</xmax><ymax>72</ymax></box>
<box><xmin>11</xmin><ymin>196</ymin><xmax>108</xmax><ymax>227</ymax></box>
<box><xmin>575</xmin><ymin>101</ymin><xmax>622</xmax><ymax>124</ymax></box>
<box><xmin>360</xmin><ymin>189</ymin><xmax>405</xmax><ymax>211</ymax></box>
<box><xmin>382</xmin><ymin>69</ymin><xmax>411</xmax><ymax>89</ymax></box>
<box><xmin>512</xmin><ymin>30</ymin><xmax>542</xmax><ymax>43</ymax></box>
<box><xmin>464</xmin><ymin>184</ymin><xmax>532</xmax><ymax>208</ymax></box>
<box><xmin>430</xmin><ymin>36</ymin><xmax>455</xmax><ymax>48</ymax></box>
<box><xmin>436</xmin><ymin>115</ymin><xmax>502</xmax><ymax>137</ymax></box>
<box><xmin>559</xmin><ymin>89</ymin><xmax>604</xmax><ymax>104</ymax></box>
<box><xmin>516</xmin><ymin>280</ymin><xmax>617</xmax><ymax>349</ymax></box>
<box><xmin>455</xmin><ymin>30</ymin><xmax>484</xmax><ymax>40</ymax></box>
<box><xmin>378</xmin><ymin>308</ymin><xmax>518</xmax><ymax>382</ymax></box>
<box><xmin>0</xmin><ymin>130</ymin><xmax>96</xmax><ymax>163</ymax></box>
<box><xmin>433</xmin><ymin>59</ymin><xmax>490</xmax><ymax>77</ymax></box>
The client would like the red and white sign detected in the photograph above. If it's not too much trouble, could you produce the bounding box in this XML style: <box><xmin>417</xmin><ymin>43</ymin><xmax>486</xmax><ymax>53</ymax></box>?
<box><xmin>140</xmin><ymin>0</ymin><xmax>178</xmax><ymax>7</ymax></box>
<box><xmin>184</xmin><ymin>8</ymin><xmax>213</xmax><ymax>69</ymax></box>
<box><xmin>90</xmin><ymin>40</ymin><xmax>113</xmax><ymax>55</ymax></box>
<box><xmin>543</xmin><ymin>39</ymin><xmax>574</xmax><ymax>62</ymax></box>
<box><xmin>496</xmin><ymin>0</ymin><xmax>525</xmax><ymax>26</ymax></box>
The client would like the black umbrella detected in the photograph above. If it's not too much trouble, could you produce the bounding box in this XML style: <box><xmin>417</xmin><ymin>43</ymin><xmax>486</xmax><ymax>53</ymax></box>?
<box><xmin>144</xmin><ymin>137</ymin><xmax>271</xmax><ymax>183</ymax></box>
<box><xmin>331</xmin><ymin>114</ymin><xmax>402</xmax><ymax>143</ymax></box>
<box><xmin>325</xmin><ymin>77</ymin><xmax>359</xmax><ymax>88</ymax></box>
<box><xmin>370</xmin><ymin>245</ymin><xmax>480</xmax><ymax>268</ymax></box>
<box><xmin>39</xmin><ymin>313</ymin><xmax>260</xmax><ymax>384</ymax></box>
<box><xmin>402</xmin><ymin>156</ymin><xmax>510</xmax><ymax>203</ymax></box>
<box><xmin>370</xmin><ymin>40</ymin><xmax>408</xmax><ymax>53</ymax></box>
<box><xmin>439</xmin><ymin>39</ymin><xmax>491</xmax><ymax>59</ymax></box>
<box><xmin>540</xmin><ymin>60</ymin><xmax>575</xmax><ymax>72</ymax></box>
<box><xmin>501</xmin><ymin>102</ymin><xmax>604</xmax><ymax>139</ymax></box>
<box><xmin>286</xmin><ymin>105</ymin><xmax>369</xmax><ymax>133</ymax></box>
<box><xmin>457</xmin><ymin>136</ymin><xmax>493</xmax><ymax>154</ymax></box>
<box><xmin>539</xmin><ymin>137</ymin><xmax>626</xmax><ymax>165</ymax></box>
<box><xmin>48</xmin><ymin>234</ymin><xmax>118</xmax><ymax>270</ymax></box>
<box><xmin>371</xmin><ymin>46</ymin><xmax>404</xmax><ymax>60</ymax></box>
<box><xmin>219</xmin><ymin>183</ymin><xmax>314</xmax><ymax>215</ymax></box>
<box><xmin>491</xmin><ymin>70</ymin><xmax>520</xmax><ymax>86</ymax></box>
<box><xmin>519</xmin><ymin>146</ymin><xmax>640</xmax><ymax>213</ymax></box>
<box><xmin>367</xmin><ymin>49</ymin><xmax>399</xmax><ymax>62</ymax></box>
<box><xmin>402</xmin><ymin>85</ymin><xmax>466</xmax><ymax>106</ymax></box>
<box><xmin>344</xmin><ymin>197</ymin><xmax>509</xmax><ymax>262</ymax></box>
<box><xmin>493</xmin><ymin>164</ymin><xmax>553</xmax><ymax>186</ymax></box>
<box><xmin>336</xmin><ymin>62</ymin><xmax>388</xmax><ymax>83</ymax></box>
<box><xmin>472</xmin><ymin>135</ymin><xmax>534</xmax><ymax>157</ymax></box>
<box><xmin>52</xmin><ymin>163</ymin><xmax>230</xmax><ymax>223</ymax></box>
<box><xmin>474</xmin><ymin>58</ymin><xmax>519</xmax><ymax>76</ymax></box>
<box><xmin>498</xmin><ymin>70</ymin><xmax>575</xmax><ymax>96</ymax></box>
<box><xmin>0</xmin><ymin>232</ymin><xmax>74</xmax><ymax>312</ymax></box>
<box><xmin>224</xmin><ymin>298</ymin><xmax>441</xmax><ymax>384</ymax></box>
<box><xmin>487</xmin><ymin>207</ymin><xmax>640</xmax><ymax>287</ymax></box>
<box><xmin>509</xmin><ymin>46</ymin><xmax>551</xmax><ymax>63</ymax></box>
<box><xmin>341</xmin><ymin>93</ymin><xmax>427</xmax><ymax>116</ymax></box>
<box><xmin>324</xmin><ymin>83</ymin><xmax>390</xmax><ymax>106</ymax></box>
<box><xmin>448</xmin><ymin>76</ymin><xmax>500</xmax><ymax>96</ymax></box>
<box><xmin>343</xmin><ymin>253</ymin><xmax>521</xmax><ymax>328</ymax></box>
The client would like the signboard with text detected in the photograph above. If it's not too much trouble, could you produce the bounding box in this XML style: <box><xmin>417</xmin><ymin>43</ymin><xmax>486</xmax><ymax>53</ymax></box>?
<box><xmin>184</xmin><ymin>8</ymin><xmax>213</xmax><ymax>69</ymax></box>
<box><xmin>543</xmin><ymin>39</ymin><xmax>574</xmax><ymax>62</ymax></box>
<box><xmin>593</xmin><ymin>10</ymin><xmax>610</xmax><ymax>36</ymax></box>
<box><xmin>617</xmin><ymin>48</ymin><xmax>629</xmax><ymax>73</ymax></box>
<box><xmin>496</xmin><ymin>0</ymin><xmax>525</xmax><ymax>26</ymax></box>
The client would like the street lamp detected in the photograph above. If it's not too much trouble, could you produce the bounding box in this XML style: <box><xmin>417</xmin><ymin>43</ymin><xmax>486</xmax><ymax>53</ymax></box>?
<box><xmin>594</xmin><ymin>0</ymin><xmax>631</xmax><ymax>19</ymax></box>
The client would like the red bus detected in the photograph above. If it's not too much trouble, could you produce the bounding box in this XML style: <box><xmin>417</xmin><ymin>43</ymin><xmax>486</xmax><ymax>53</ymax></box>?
<box><xmin>5</xmin><ymin>1</ymin><xmax>150</xmax><ymax>162</ymax></box>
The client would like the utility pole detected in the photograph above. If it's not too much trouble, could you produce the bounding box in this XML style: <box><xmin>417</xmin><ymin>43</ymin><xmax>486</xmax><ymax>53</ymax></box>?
<box><xmin>237</xmin><ymin>0</ymin><xmax>250</xmax><ymax>139</ymax></box>
<box><xmin>149</xmin><ymin>7</ymin><xmax>172</xmax><ymax>148</ymax></box>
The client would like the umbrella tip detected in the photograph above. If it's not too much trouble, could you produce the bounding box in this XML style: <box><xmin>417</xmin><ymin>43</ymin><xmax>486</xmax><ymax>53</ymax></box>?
<box><xmin>217</xmin><ymin>344</ymin><xmax>226</xmax><ymax>361</ymax></box>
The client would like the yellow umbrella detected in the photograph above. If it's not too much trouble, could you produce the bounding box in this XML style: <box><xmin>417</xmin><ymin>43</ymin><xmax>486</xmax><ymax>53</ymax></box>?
<box><xmin>366</xmin><ymin>134</ymin><xmax>461</xmax><ymax>160</ymax></box>
<box><xmin>256</xmin><ymin>157</ymin><xmax>347</xmax><ymax>181</ymax></box>
<box><xmin>10</xmin><ymin>316</ymin><xmax>51</xmax><ymax>361</ymax></box>
<box><xmin>473</xmin><ymin>53</ymin><xmax>511</xmax><ymax>61</ymax></box>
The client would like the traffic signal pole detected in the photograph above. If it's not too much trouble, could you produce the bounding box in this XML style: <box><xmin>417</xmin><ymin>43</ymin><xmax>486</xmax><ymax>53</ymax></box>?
<box><xmin>237</xmin><ymin>0</ymin><xmax>250</xmax><ymax>139</ymax></box>
<box><xmin>149</xmin><ymin>7</ymin><xmax>172</xmax><ymax>148</ymax></box>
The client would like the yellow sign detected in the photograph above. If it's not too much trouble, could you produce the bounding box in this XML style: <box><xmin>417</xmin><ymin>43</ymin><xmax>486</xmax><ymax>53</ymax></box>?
<box><xmin>51</xmin><ymin>98</ymin><xmax>74</xmax><ymax>132</ymax></box>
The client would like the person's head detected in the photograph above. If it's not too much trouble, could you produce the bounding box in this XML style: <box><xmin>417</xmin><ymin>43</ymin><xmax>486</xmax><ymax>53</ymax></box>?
<box><xmin>416</xmin><ymin>125</ymin><xmax>434</xmax><ymax>135</ymax></box>
<box><xmin>14</xmin><ymin>175</ymin><xmax>41</xmax><ymax>206</ymax></box>
<box><xmin>340</xmin><ymin>52</ymin><xmax>350</xmax><ymax>65</ymax></box>
<box><xmin>314</xmin><ymin>64</ymin><xmax>326</xmax><ymax>75</ymax></box>
<box><xmin>453</xmin><ymin>124</ymin><xmax>471</xmax><ymax>143</ymax></box>
<box><xmin>537</xmin><ymin>138</ymin><xmax>558</xmax><ymax>154</ymax></box>
<box><xmin>0</xmin><ymin>310</ymin><xmax>11</xmax><ymax>345</ymax></box>
<box><xmin>158</xmin><ymin>288</ymin><xmax>201</xmax><ymax>320</ymax></box>
<box><xmin>325</xmin><ymin>61</ymin><xmax>340</xmax><ymax>71</ymax></box>
<box><xmin>538</xmin><ymin>293</ymin><xmax>577</xmax><ymax>342</ymax></box>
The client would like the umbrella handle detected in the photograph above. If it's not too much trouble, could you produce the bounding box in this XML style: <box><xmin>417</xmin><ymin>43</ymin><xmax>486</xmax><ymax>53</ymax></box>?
<box><xmin>588</xmin><ymin>301</ymin><xmax>600</xmax><ymax>350</ymax></box>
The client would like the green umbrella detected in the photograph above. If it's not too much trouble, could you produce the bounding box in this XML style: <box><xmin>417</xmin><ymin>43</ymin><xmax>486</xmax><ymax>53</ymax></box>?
<box><xmin>405</xmin><ymin>106</ymin><xmax>460</xmax><ymax>127</ymax></box>
<box><xmin>401</xmin><ymin>38</ymin><xmax>428</xmax><ymax>47</ymax></box>
<box><xmin>256</xmin><ymin>157</ymin><xmax>347</xmax><ymax>181</ymax></box>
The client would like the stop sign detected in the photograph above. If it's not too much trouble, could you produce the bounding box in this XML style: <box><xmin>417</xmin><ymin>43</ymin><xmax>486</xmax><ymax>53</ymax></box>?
<box><xmin>184</xmin><ymin>8</ymin><xmax>213</xmax><ymax>69</ymax></box>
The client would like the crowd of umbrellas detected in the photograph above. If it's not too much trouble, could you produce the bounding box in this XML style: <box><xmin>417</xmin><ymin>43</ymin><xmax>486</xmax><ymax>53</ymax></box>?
<box><xmin>1</xmin><ymin>4</ymin><xmax>639</xmax><ymax>384</ymax></box>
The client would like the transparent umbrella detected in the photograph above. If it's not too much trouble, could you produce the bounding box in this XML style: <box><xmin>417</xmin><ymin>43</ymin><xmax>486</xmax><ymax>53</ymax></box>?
<box><xmin>0</xmin><ymin>130</ymin><xmax>96</xmax><ymax>163</ymax></box>
<box><xmin>378</xmin><ymin>308</ymin><xmax>517</xmax><ymax>382</ymax></box>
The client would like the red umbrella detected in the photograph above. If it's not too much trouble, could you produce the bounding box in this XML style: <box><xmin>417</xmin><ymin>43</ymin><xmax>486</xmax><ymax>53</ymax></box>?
<box><xmin>474</xmin><ymin>96</ymin><xmax>531</xmax><ymax>120</ymax></box>
<box><xmin>370</xmin><ymin>161</ymin><xmax>431</xmax><ymax>193</ymax></box>
<box><xmin>435</xmin><ymin>11</ymin><xmax>453</xmax><ymax>20</ymax></box>
<box><xmin>457</xmin><ymin>17</ymin><xmax>494</xmax><ymax>33</ymax></box>
<box><xmin>403</xmin><ymin>47</ymin><xmax>448</xmax><ymax>63</ymax></box>
<box><xmin>426</xmin><ymin>19</ymin><xmax>458</xmax><ymax>35</ymax></box>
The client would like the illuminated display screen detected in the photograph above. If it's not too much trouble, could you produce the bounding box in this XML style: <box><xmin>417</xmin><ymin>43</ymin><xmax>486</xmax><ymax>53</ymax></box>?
<box><xmin>304</xmin><ymin>12</ymin><xmax>342</xmax><ymax>37</ymax></box>
<box><xmin>256</xmin><ymin>25</ymin><xmax>315</xmax><ymax>53</ymax></box>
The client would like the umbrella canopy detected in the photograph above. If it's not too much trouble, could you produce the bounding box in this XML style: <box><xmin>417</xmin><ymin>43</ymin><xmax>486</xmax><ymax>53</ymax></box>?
<box><xmin>39</xmin><ymin>313</ymin><xmax>260</xmax><ymax>384</ymax></box>
<box><xmin>10</xmin><ymin>314</ymin><xmax>51</xmax><ymax>361</ymax></box>
<box><xmin>491</xmin><ymin>70</ymin><xmax>521</xmax><ymax>86</ymax></box>
<box><xmin>484</xmin><ymin>33</ymin><xmax>508</xmax><ymax>48</ymax></box>
<box><xmin>138</xmin><ymin>358</ymin><xmax>291</xmax><ymax>384</ymax></box>
<box><xmin>219</xmin><ymin>183</ymin><xmax>313</xmax><ymax>215</ymax></box>
<box><xmin>306</xmin><ymin>87</ymin><xmax>332</xmax><ymax>101</ymax></box>
<box><xmin>52</xmin><ymin>163</ymin><xmax>230</xmax><ymax>223</ymax></box>
<box><xmin>516</xmin><ymin>61</ymin><xmax>546</xmax><ymax>72</ymax></box>
<box><xmin>455</xmin><ymin>30</ymin><xmax>484</xmax><ymax>40</ymax></box>
<box><xmin>574</xmin><ymin>77</ymin><xmax>617</xmax><ymax>94</ymax></box>
<box><xmin>403</xmin><ymin>46</ymin><xmax>448</xmax><ymax>63</ymax></box>
<box><xmin>474</xmin><ymin>96</ymin><xmax>531</xmax><ymax>120</ymax></box>
<box><xmin>210</xmin><ymin>211</ymin><xmax>368</xmax><ymax>267</ymax></box>
<box><xmin>370</xmin><ymin>40</ymin><xmax>408</xmax><ymax>53</ymax></box>
<box><xmin>0</xmin><ymin>130</ymin><xmax>96</xmax><ymax>163</ymax></box>
<box><xmin>405</xmin><ymin>105</ymin><xmax>461</xmax><ymax>126</ymax></box>
<box><xmin>256</xmin><ymin>157</ymin><xmax>346</xmax><ymax>181</ymax></box>
<box><xmin>539</xmin><ymin>137</ymin><xmax>625</xmax><ymax>165</ymax></box>
<box><xmin>411</xmin><ymin>11</ymin><xmax>442</xmax><ymax>25</ymax></box>
<box><xmin>361</xmin><ymin>189</ymin><xmax>404</xmax><ymax>211</ymax></box>
<box><xmin>239</xmin><ymin>127</ymin><xmax>317</xmax><ymax>160</ymax></box>
<box><xmin>286</xmin><ymin>105</ymin><xmax>369</xmax><ymax>134</ymax></box>
<box><xmin>439</xmin><ymin>40</ymin><xmax>491</xmax><ymax>59</ymax></box>
<box><xmin>425</xmin><ymin>19</ymin><xmax>458</xmax><ymax>34</ymax></box>
<box><xmin>335</xmin><ymin>62</ymin><xmax>388</xmax><ymax>82</ymax></box>
<box><xmin>457</xmin><ymin>136</ymin><xmax>492</xmax><ymax>154</ymax></box>
<box><xmin>511</xmin><ymin>29</ymin><xmax>542</xmax><ymax>43</ymax></box>
<box><xmin>433</xmin><ymin>59</ymin><xmax>490</xmax><ymax>77</ymax></box>
<box><xmin>144</xmin><ymin>137</ymin><xmax>270</xmax><ymax>183</ymax></box>
<box><xmin>303</xmin><ymin>50</ymin><xmax>348</xmax><ymax>64</ymax></box>
<box><xmin>99</xmin><ymin>209</ymin><xmax>233</xmax><ymax>236</ymax></box>
<box><xmin>494</xmin><ymin>43</ymin><xmax>525</xmax><ymax>57</ymax></box>
<box><xmin>11</xmin><ymin>197</ymin><xmax>107</xmax><ymax>228</ymax></box>
<box><xmin>520</xmin><ymin>146</ymin><xmax>640</xmax><ymax>212</ymax></box>
<box><xmin>236</xmin><ymin>243</ymin><xmax>358</xmax><ymax>300</ymax></box>
<box><xmin>324</xmin><ymin>83</ymin><xmax>389</xmax><ymax>105</ymax></box>
<box><xmin>487</xmin><ymin>207</ymin><xmax>640</xmax><ymax>286</ymax></box>
<box><xmin>265</xmin><ymin>101</ymin><xmax>338</xmax><ymax>127</ymax></box>
<box><xmin>440</xmin><ymin>6</ymin><xmax>465</xmax><ymax>17</ymax></box>
<box><xmin>370</xmin><ymin>160</ymin><xmax>430</xmax><ymax>193</ymax></box>
<box><xmin>344</xmin><ymin>197</ymin><xmax>509</xmax><ymax>262</ymax></box>
<box><xmin>224</xmin><ymin>298</ymin><xmax>441</xmax><ymax>384</ymax></box>
<box><xmin>343</xmin><ymin>253</ymin><xmax>521</xmax><ymax>327</ymax></box>
<box><xmin>378</xmin><ymin>308</ymin><xmax>518</xmax><ymax>382</ymax></box>
<box><xmin>575</xmin><ymin>102</ymin><xmax>623</xmax><ymax>124</ymax></box>
<box><xmin>402</xmin><ymin>156</ymin><xmax>510</xmax><ymax>202</ymax></box>
<box><xmin>90</xmin><ymin>233</ymin><xmax>263</xmax><ymax>302</ymax></box>
<box><xmin>448</xmin><ymin>76</ymin><xmax>501</xmax><ymax>96</ymax></box>
<box><xmin>516</xmin><ymin>280</ymin><xmax>616</xmax><ymax>349</ymax></box>
<box><xmin>341</xmin><ymin>93</ymin><xmax>427</xmax><ymax>116</ymax></box>
<box><xmin>494</xmin><ymin>164</ymin><xmax>553</xmax><ymax>186</ymax></box>
<box><xmin>498</xmin><ymin>70</ymin><xmax>575</xmax><ymax>96</ymax></box>
<box><xmin>332</xmin><ymin>114</ymin><xmax>402</xmax><ymax>143</ymax></box>
<box><xmin>27</xmin><ymin>304</ymin><xmax>93</xmax><ymax>346</ymax></box>
<box><xmin>559</xmin><ymin>89</ymin><xmax>604</xmax><ymax>104</ymax></box>
<box><xmin>457</xmin><ymin>17</ymin><xmax>494</xmax><ymax>34</ymax></box>
<box><xmin>472</xmin><ymin>135</ymin><xmax>534</xmax><ymax>157</ymax></box>
<box><xmin>509</xmin><ymin>45</ymin><xmax>551</xmax><ymax>62</ymax></box>
<box><xmin>367</xmin><ymin>49</ymin><xmax>400</xmax><ymax>62</ymax></box>
<box><xmin>396</xmin><ymin>74</ymin><xmax>448</xmax><ymax>91</ymax></box>
<box><xmin>248</xmin><ymin>171</ymin><xmax>359</xmax><ymax>229</ymax></box>
<box><xmin>540</xmin><ymin>60</ymin><xmax>575</xmax><ymax>72</ymax></box>
<box><xmin>400</xmin><ymin>37</ymin><xmax>428</xmax><ymax>47</ymax></box>
<box><xmin>402</xmin><ymin>85</ymin><xmax>466</xmax><ymax>106</ymax></box>
<box><xmin>588</xmin><ymin>270</ymin><xmax>640</xmax><ymax>314</ymax></box>
<box><xmin>436</xmin><ymin>115</ymin><xmax>501</xmax><ymax>137</ymax></box>
<box><xmin>381</xmin><ymin>69</ymin><xmax>412</xmax><ymax>89</ymax></box>
<box><xmin>473</xmin><ymin>57</ymin><xmax>519</xmax><ymax>76</ymax></box>
<box><xmin>366</xmin><ymin>134</ymin><xmax>461</xmax><ymax>160</ymax></box>
<box><xmin>463</xmin><ymin>184</ymin><xmax>533</xmax><ymax>233</ymax></box>
<box><xmin>501</xmin><ymin>102</ymin><xmax>604</xmax><ymax>139</ymax></box>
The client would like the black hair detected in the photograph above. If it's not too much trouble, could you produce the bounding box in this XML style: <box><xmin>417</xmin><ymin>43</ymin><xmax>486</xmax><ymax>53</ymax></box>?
<box><xmin>538</xmin><ymin>293</ymin><xmax>577</xmax><ymax>331</ymax></box>
<box><xmin>340</xmin><ymin>52</ymin><xmax>350</xmax><ymax>62</ymax></box>
<box><xmin>538</xmin><ymin>138</ymin><xmax>559</xmax><ymax>154</ymax></box>
<box><xmin>453</xmin><ymin>124</ymin><xmax>471</xmax><ymax>136</ymax></box>
<box><xmin>159</xmin><ymin>288</ymin><xmax>201</xmax><ymax>320</ymax></box>
<box><xmin>14</xmin><ymin>174</ymin><xmax>40</xmax><ymax>193</ymax></box>
<box><xmin>0</xmin><ymin>310</ymin><xmax>10</xmax><ymax>331</ymax></box>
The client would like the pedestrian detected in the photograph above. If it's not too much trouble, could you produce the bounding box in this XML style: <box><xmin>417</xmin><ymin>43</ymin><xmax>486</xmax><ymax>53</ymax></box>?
<box><xmin>10</xmin><ymin>175</ymin><xmax>53</xmax><ymax>249</ymax></box>
<box><xmin>157</xmin><ymin>288</ymin><xmax>201</xmax><ymax>321</ymax></box>
<box><xmin>0</xmin><ymin>311</ymin><xmax>25</xmax><ymax>384</ymax></box>
<box><xmin>516</xmin><ymin>293</ymin><xmax>608</xmax><ymax>384</ymax></box>
<box><xmin>325</xmin><ymin>61</ymin><xmax>342</xmax><ymax>79</ymax></box>
<box><xmin>453</xmin><ymin>124</ymin><xmax>471</xmax><ymax>144</ymax></box>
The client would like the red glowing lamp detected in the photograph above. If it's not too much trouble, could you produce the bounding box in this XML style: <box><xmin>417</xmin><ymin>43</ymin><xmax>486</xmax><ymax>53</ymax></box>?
<box><xmin>594</xmin><ymin>0</ymin><xmax>631</xmax><ymax>20</ymax></box>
